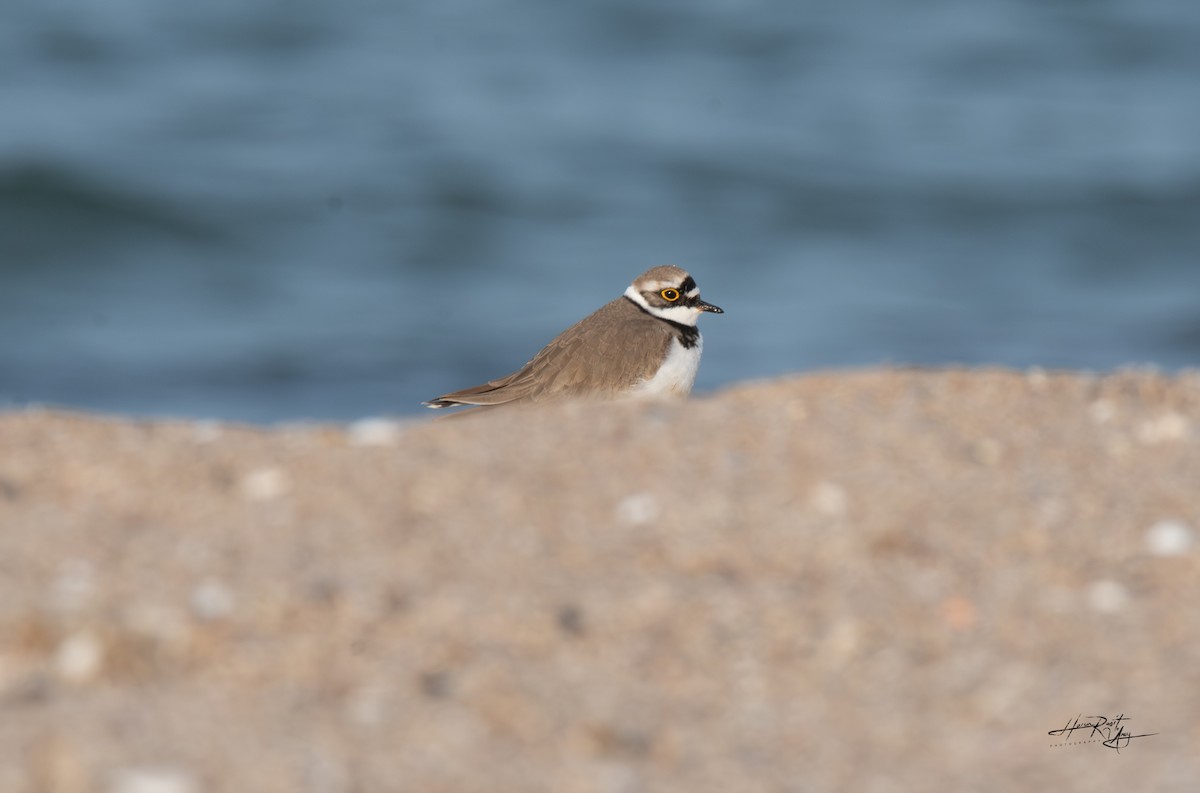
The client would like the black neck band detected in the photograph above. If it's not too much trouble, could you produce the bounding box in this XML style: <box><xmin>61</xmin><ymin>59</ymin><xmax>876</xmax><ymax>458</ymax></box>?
<box><xmin>624</xmin><ymin>296</ymin><xmax>701</xmax><ymax>349</ymax></box>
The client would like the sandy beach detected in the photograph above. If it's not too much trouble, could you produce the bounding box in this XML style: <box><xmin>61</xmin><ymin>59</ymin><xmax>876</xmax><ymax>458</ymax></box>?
<box><xmin>1</xmin><ymin>368</ymin><xmax>1198</xmax><ymax>792</ymax></box>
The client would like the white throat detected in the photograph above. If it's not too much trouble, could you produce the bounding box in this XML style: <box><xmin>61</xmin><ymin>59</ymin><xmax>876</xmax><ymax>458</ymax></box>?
<box><xmin>623</xmin><ymin>285</ymin><xmax>701</xmax><ymax>326</ymax></box>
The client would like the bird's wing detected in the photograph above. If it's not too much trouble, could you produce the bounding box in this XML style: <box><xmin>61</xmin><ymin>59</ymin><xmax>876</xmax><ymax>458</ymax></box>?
<box><xmin>424</xmin><ymin>298</ymin><xmax>670</xmax><ymax>408</ymax></box>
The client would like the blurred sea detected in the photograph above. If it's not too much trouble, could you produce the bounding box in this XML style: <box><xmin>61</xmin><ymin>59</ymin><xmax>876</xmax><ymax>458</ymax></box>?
<box><xmin>3</xmin><ymin>0</ymin><xmax>1199</xmax><ymax>422</ymax></box>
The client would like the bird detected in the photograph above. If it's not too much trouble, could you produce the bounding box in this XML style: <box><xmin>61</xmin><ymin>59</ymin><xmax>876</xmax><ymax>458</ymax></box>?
<box><xmin>424</xmin><ymin>265</ymin><xmax>723</xmax><ymax>412</ymax></box>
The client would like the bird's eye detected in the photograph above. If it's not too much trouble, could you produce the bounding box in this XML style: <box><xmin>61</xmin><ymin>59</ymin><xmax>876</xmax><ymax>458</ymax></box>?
<box><xmin>661</xmin><ymin>289</ymin><xmax>680</xmax><ymax>302</ymax></box>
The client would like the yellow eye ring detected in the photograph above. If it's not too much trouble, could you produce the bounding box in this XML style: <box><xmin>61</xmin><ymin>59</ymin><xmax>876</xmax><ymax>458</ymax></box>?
<box><xmin>660</xmin><ymin>288</ymin><xmax>680</xmax><ymax>302</ymax></box>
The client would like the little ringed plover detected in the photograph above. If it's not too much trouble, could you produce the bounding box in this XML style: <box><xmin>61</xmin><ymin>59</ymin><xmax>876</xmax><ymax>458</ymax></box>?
<box><xmin>424</xmin><ymin>265</ymin><xmax>723</xmax><ymax>411</ymax></box>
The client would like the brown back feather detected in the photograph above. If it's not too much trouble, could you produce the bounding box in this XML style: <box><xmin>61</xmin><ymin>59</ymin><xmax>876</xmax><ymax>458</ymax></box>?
<box><xmin>427</xmin><ymin>297</ymin><xmax>675</xmax><ymax>407</ymax></box>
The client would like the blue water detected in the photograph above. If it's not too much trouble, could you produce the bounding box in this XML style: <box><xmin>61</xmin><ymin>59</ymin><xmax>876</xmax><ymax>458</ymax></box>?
<box><xmin>3</xmin><ymin>0</ymin><xmax>1199</xmax><ymax>422</ymax></box>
